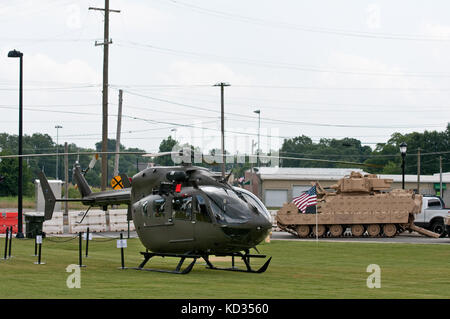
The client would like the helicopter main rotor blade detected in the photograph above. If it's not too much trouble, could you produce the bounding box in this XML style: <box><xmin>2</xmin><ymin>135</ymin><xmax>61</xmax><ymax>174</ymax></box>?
<box><xmin>88</xmin><ymin>153</ymin><xmax>99</xmax><ymax>169</ymax></box>
<box><xmin>141</xmin><ymin>151</ymin><xmax>179</xmax><ymax>158</ymax></box>
<box><xmin>183</xmin><ymin>153</ymin><xmax>384</xmax><ymax>169</ymax></box>
<box><xmin>0</xmin><ymin>151</ymin><xmax>148</xmax><ymax>159</ymax></box>
<box><xmin>0</xmin><ymin>150</ymin><xmax>382</xmax><ymax>168</ymax></box>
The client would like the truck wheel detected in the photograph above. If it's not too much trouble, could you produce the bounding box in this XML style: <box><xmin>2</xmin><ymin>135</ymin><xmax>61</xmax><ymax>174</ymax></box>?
<box><xmin>430</xmin><ymin>220</ymin><xmax>446</xmax><ymax>238</ymax></box>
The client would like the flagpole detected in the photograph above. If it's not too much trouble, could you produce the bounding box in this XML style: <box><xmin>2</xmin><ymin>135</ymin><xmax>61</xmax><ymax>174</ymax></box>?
<box><xmin>315</xmin><ymin>203</ymin><xmax>318</xmax><ymax>245</ymax></box>
<box><xmin>315</xmin><ymin>182</ymin><xmax>319</xmax><ymax>246</ymax></box>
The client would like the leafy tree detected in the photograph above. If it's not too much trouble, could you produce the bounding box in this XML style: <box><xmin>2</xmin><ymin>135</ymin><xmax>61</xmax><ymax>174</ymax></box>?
<box><xmin>365</xmin><ymin>125</ymin><xmax>450</xmax><ymax>175</ymax></box>
<box><xmin>0</xmin><ymin>153</ymin><xmax>33</xmax><ymax>196</ymax></box>
<box><xmin>154</xmin><ymin>136</ymin><xmax>178</xmax><ymax>166</ymax></box>
<box><xmin>280</xmin><ymin>136</ymin><xmax>372</xmax><ymax>169</ymax></box>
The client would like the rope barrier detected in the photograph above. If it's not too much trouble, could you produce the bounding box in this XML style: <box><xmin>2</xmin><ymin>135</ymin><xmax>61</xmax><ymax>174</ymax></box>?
<box><xmin>44</xmin><ymin>235</ymin><xmax>79</xmax><ymax>243</ymax></box>
<box><xmin>43</xmin><ymin>232</ymin><xmax>138</xmax><ymax>243</ymax></box>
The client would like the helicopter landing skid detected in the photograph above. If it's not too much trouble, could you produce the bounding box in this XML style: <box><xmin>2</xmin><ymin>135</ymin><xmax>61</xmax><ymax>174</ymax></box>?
<box><xmin>124</xmin><ymin>252</ymin><xmax>200</xmax><ymax>274</ymax></box>
<box><xmin>123</xmin><ymin>251</ymin><xmax>271</xmax><ymax>274</ymax></box>
<box><xmin>202</xmin><ymin>252</ymin><xmax>272</xmax><ymax>274</ymax></box>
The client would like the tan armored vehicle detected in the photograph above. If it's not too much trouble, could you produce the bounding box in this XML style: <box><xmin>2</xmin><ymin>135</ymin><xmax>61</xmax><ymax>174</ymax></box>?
<box><xmin>276</xmin><ymin>171</ymin><xmax>440</xmax><ymax>238</ymax></box>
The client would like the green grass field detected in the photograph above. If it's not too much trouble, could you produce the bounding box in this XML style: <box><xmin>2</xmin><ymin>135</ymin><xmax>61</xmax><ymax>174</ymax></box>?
<box><xmin>0</xmin><ymin>237</ymin><xmax>449</xmax><ymax>299</ymax></box>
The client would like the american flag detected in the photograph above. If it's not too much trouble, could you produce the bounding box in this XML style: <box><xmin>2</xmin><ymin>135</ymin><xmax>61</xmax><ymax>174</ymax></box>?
<box><xmin>292</xmin><ymin>185</ymin><xmax>317</xmax><ymax>213</ymax></box>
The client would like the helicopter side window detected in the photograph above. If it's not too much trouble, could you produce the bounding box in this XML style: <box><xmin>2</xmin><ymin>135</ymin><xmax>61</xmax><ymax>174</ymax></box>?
<box><xmin>173</xmin><ymin>196</ymin><xmax>193</xmax><ymax>220</ymax></box>
<box><xmin>209</xmin><ymin>200</ymin><xmax>227</xmax><ymax>224</ymax></box>
<box><xmin>153</xmin><ymin>198</ymin><xmax>165</xmax><ymax>218</ymax></box>
<box><xmin>142</xmin><ymin>201</ymin><xmax>149</xmax><ymax>217</ymax></box>
<box><xmin>195</xmin><ymin>195</ymin><xmax>211</xmax><ymax>223</ymax></box>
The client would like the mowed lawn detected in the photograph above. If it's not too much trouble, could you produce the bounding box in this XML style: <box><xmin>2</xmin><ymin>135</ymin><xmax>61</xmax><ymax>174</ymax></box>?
<box><xmin>0</xmin><ymin>236</ymin><xmax>449</xmax><ymax>299</ymax></box>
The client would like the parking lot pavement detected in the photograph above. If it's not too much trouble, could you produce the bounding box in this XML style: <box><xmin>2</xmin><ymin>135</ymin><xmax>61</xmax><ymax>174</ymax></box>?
<box><xmin>271</xmin><ymin>231</ymin><xmax>450</xmax><ymax>244</ymax></box>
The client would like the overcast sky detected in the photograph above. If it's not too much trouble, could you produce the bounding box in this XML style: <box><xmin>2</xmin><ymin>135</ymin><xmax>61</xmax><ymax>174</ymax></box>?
<box><xmin>1</xmin><ymin>0</ymin><xmax>450</xmax><ymax>156</ymax></box>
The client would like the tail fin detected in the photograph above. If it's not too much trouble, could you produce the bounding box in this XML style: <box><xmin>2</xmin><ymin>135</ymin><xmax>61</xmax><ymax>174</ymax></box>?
<box><xmin>38</xmin><ymin>171</ymin><xmax>56</xmax><ymax>221</ymax></box>
<box><xmin>119</xmin><ymin>173</ymin><xmax>132</xmax><ymax>188</ymax></box>
<box><xmin>72</xmin><ymin>163</ymin><xmax>92</xmax><ymax>197</ymax></box>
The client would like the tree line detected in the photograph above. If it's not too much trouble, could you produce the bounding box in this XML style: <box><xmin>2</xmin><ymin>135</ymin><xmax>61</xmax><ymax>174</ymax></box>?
<box><xmin>0</xmin><ymin>124</ymin><xmax>449</xmax><ymax>196</ymax></box>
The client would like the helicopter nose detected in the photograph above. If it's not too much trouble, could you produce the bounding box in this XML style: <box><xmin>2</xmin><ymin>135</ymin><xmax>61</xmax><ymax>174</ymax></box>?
<box><xmin>247</xmin><ymin>215</ymin><xmax>272</xmax><ymax>243</ymax></box>
<box><xmin>220</xmin><ymin>214</ymin><xmax>272</xmax><ymax>246</ymax></box>
<box><xmin>254</xmin><ymin>215</ymin><xmax>272</xmax><ymax>230</ymax></box>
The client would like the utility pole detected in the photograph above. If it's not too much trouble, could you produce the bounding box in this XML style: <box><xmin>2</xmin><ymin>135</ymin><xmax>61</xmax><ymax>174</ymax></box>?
<box><xmin>254</xmin><ymin>109</ymin><xmax>261</xmax><ymax>168</ymax></box>
<box><xmin>55</xmin><ymin>125</ymin><xmax>62</xmax><ymax>180</ymax></box>
<box><xmin>250</xmin><ymin>139</ymin><xmax>256</xmax><ymax>193</ymax></box>
<box><xmin>89</xmin><ymin>1</ymin><xmax>120</xmax><ymax>190</ymax></box>
<box><xmin>213</xmin><ymin>82</ymin><xmax>230</xmax><ymax>178</ymax></box>
<box><xmin>64</xmin><ymin>142</ymin><xmax>69</xmax><ymax>227</ymax></box>
<box><xmin>417</xmin><ymin>147</ymin><xmax>421</xmax><ymax>194</ymax></box>
<box><xmin>114</xmin><ymin>89</ymin><xmax>123</xmax><ymax>177</ymax></box>
<box><xmin>440</xmin><ymin>156</ymin><xmax>443</xmax><ymax>198</ymax></box>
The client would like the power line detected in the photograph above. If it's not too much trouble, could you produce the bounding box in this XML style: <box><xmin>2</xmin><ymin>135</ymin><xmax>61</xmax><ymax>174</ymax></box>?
<box><xmin>230</xmin><ymin>84</ymin><xmax>450</xmax><ymax>91</ymax></box>
<box><xmin>118</xmin><ymin>87</ymin><xmax>450</xmax><ymax>114</ymax></box>
<box><xmin>118</xmin><ymin>40</ymin><xmax>450</xmax><ymax>78</ymax></box>
<box><xmin>161</xmin><ymin>0</ymin><xmax>450</xmax><ymax>42</ymax></box>
<box><xmin>118</xmin><ymin>90</ymin><xmax>447</xmax><ymax>129</ymax></box>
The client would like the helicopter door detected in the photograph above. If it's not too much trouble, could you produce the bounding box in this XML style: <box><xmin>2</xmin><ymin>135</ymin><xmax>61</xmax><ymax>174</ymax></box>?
<box><xmin>194</xmin><ymin>195</ymin><xmax>212</xmax><ymax>223</ymax></box>
<box><xmin>169</xmin><ymin>195</ymin><xmax>195</xmax><ymax>244</ymax></box>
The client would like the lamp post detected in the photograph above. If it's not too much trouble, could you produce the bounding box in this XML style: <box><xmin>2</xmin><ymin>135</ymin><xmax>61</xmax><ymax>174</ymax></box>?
<box><xmin>55</xmin><ymin>125</ymin><xmax>63</xmax><ymax>180</ymax></box>
<box><xmin>171</xmin><ymin>128</ymin><xmax>177</xmax><ymax>141</ymax></box>
<box><xmin>8</xmin><ymin>49</ymin><xmax>24</xmax><ymax>238</ymax></box>
<box><xmin>254</xmin><ymin>110</ymin><xmax>260</xmax><ymax>168</ymax></box>
<box><xmin>399</xmin><ymin>142</ymin><xmax>407</xmax><ymax>190</ymax></box>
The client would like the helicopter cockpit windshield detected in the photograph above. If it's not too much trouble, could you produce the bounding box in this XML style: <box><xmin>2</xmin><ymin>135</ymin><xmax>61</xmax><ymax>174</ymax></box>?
<box><xmin>200</xmin><ymin>186</ymin><xmax>251</xmax><ymax>224</ymax></box>
<box><xmin>234</xmin><ymin>188</ymin><xmax>272</xmax><ymax>223</ymax></box>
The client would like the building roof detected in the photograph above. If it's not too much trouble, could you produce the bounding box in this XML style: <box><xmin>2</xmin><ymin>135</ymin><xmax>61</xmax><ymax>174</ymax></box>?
<box><xmin>253</xmin><ymin>167</ymin><xmax>450</xmax><ymax>183</ymax></box>
<box><xmin>378</xmin><ymin>173</ymin><xmax>450</xmax><ymax>183</ymax></box>
<box><xmin>254</xmin><ymin>167</ymin><xmax>367</xmax><ymax>181</ymax></box>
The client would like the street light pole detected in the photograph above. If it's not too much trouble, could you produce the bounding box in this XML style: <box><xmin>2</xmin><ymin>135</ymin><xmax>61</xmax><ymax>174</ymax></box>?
<box><xmin>8</xmin><ymin>49</ymin><xmax>24</xmax><ymax>238</ymax></box>
<box><xmin>254</xmin><ymin>110</ymin><xmax>260</xmax><ymax>168</ymax></box>
<box><xmin>171</xmin><ymin>128</ymin><xmax>177</xmax><ymax>141</ymax></box>
<box><xmin>55</xmin><ymin>125</ymin><xmax>62</xmax><ymax>180</ymax></box>
<box><xmin>399</xmin><ymin>142</ymin><xmax>407</xmax><ymax>190</ymax></box>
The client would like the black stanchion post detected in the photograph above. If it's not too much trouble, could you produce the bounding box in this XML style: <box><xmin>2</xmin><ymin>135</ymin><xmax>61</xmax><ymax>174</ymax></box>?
<box><xmin>8</xmin><ymin>226</ymin><xmax>12</xmax><ymax>258</ymax></box>
<box><xmin>78</xmin><ymin>232</ymin><xmax>86</xmax><ymax>267</ymax></box>
<box><xmin>34</xmin><ymin>233</ymin><xmax>45</xmax><ymax>265</ymax></box>
<box><xmin>33</xmin><ymin>235</ymin><xmax>38</xmax><ymax>256</ymax></box>
<box><xmin>3</xmin><ymin>227</ymin><xmax>9</xmax><ymax>260</ymax></box>
<box><xmin>85</xmin><ymin>227</ymin><xmax>90</xmax><ymax>258</ymax></box>
<box><xmin>120</xmin><ymin>232</ymin><xmax>125</xmax><ymax>269</ymax></box>
<box><xmin>37</xmin><ymin>237</ymin><xmax>42</xmax><ymax>264</ymax></box>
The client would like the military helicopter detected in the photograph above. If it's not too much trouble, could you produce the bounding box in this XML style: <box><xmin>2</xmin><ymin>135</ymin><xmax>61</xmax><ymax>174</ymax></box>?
<box><xmin>38</xmin><ymin>150</ymin><xmax>274</xmax><ymax>274</ymax></box>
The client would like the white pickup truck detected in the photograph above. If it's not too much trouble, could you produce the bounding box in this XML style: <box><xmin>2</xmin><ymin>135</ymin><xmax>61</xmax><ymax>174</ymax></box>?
<box><xmin>414</xmin><ymin>196</ymin><xmax>450</xmax><ymax>237</ymax></box>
